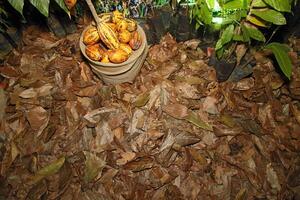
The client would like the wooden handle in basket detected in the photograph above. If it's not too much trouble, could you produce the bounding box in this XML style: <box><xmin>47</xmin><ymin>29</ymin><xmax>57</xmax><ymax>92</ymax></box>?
<box><xmin>85</xmin><ymin>0</ymin><xmax>102</xmax><ymax>31</ymax></box>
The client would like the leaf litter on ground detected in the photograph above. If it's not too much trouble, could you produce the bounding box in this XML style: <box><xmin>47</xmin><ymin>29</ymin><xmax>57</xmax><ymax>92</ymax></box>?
<box><xmin>0</xmin><ymin>25</ymin><xmax>300</xmax><ymax>199</ymax></box>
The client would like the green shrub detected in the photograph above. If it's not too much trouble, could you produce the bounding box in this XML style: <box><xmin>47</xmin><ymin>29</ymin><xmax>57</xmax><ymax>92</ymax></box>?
<box><xmin>190</xmin><ymin>0</ymin><xmax>299</xmax><ymax>79</ymax></box>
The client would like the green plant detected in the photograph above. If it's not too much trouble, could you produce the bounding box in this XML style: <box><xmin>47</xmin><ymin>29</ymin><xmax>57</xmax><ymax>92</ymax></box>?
<box><xmin>7</xmin><ymin>0</ymin><xmax>70</xmax><ymax>17</ymax></box>
<box><xmin>189</xmin><ymin>0</ymin><xmax>298</xmax><ymax>79</ymax></box>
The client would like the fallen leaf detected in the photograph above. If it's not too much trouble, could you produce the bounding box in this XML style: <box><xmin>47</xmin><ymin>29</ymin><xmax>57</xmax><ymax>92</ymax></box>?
<box><xmin>29</xmin><ymin>157</ymin><xmax>65</xmax><ymax>185</ymax></box>
<box><xmin>26</xmin><ymin>106</ymin><xmax>50</xmax><ymax>136</ymax></box>
<box><xmin>162</xmin><ymin>103</ymin><xmax>188</xmax><ymax>119</ymax></box>
<box><xmin>0</xmin><ymin>89</ymin><xmax>6</xmax><ymax>121</ymax></box>
<box><xmin>116</xmin><ymin>151</ymin><xmax>136</xmax><ymax>165</ymax></box>
<box><xmin>83</xmin><ymin>151</ymin><xmax>106</xmax><ymax>183</ymax></box>
<box><xmin>185</xmin><ymin>112</ymin><xmax>213</xmax><ymax>131</ymax></box>
<box><xmin>19</xmin><ymin>88</ymin><xmax>37</xmax><ymax>98</ymax></box>
<box><xmin>266</xmin><ymin>163</ymin><xmax>281</xmax><ymax>192</ymax></box>
<box><xmin>134</xmin><ymin>92</ymin><xmax>150</xmax><ymax>107</ymax></box>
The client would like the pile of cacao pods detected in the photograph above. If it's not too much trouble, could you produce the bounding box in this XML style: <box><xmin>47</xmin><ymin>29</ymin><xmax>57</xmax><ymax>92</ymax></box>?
<box><xmin>83</xmin><ymin>10</ymin><xmax>142</xmax><ymax>64</ymax></box>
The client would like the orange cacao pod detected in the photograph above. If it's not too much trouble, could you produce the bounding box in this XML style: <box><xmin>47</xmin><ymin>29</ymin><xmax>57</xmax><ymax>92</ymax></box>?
<box><xmin>116</xmin><ymin>20</ymin><xmax>128</xmax><ymax>32</ymax></box>
<box><xmin>119</xmin><ymin>43</ymin><xmax>132</xmax><ymax>55</ymax></box>
<box><xmin>101</xmin><ymin>53</ymin><xmax>110</xmax><ymax>63</ymax></box>
<box><xmin>125</xmin><ymin>19</ymin><xmax>137</xmax><ymax>32</ymax></box>
<box><xmin>83</xmin><ymin>27</ymin><xmax>100</xmax><ymax>45</ymax></box>
<box><xmin>85</xmin><ymin>44</ymin><xmax>105</xmax><ymax>61</ymax></box>
<box><xmin>118</xmin><ymin>30</ymin><xmax>131</xmax><ymax>44</ymax></box>
<box><xmin>107</xmin><ymin>49</ymin><xmax>129</xmax><ymax>63</ymax></box>
<box><xmin>129</xmin><ymin>31</ymin><xmax>142</xmax><ymax>50</ymax></box>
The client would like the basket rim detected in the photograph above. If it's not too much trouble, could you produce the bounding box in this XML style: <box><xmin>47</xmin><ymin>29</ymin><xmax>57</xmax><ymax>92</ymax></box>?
<box><xmin>79</xmin><ymin>24</ymin><xmax>146</xmax><ymax>68</ymax></box>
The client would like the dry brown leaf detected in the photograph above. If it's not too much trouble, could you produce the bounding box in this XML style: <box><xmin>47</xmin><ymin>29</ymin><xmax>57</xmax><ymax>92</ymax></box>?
<box><xmin>162</xmin><ymin>103</ymin><xmax>188</xmax><ymax>119</ymax></box>
<box><xmin>26</xmin><ymin>106</ymin><xmax>49</xmax><ymax>136</ymax></box>
<box><xmin>116</xmin><ymin>151</ymin><xmax>136</xmax><ymax>165</ymax></box>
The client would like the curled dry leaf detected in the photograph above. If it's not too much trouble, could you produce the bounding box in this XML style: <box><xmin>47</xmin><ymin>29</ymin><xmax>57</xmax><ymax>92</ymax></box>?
<box><xmin>26</xmin><ymin>106</ymin><xmax>49</xmax><ymax>136</ymax></box>
<box><xmin>116</xmin><ymin>151</ymin><xmax>136</xmax><ymax>165</ymax></box>
<box><xmin>162</xmin><ymin>103</ymin><xmax>188</xmax><ymax>119</ymax></box>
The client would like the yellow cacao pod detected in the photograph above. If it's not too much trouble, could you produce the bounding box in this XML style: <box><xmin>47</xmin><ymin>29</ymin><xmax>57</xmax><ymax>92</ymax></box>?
<box><xmin>106</xmin><ymin>23</ymin><xmax>117</xmax><ymax>33</ymax></box>
<box><xmin>98</xmin><ymin>22</ymin><xmax>120</xmax><ymax>50</ymax></box>
<box><xmin>129</xmin><ymin>31</ymin><xmax>142</xmax><ymax>50</ymax></box>
<box><xmin>119</xmin><ymin>43</ymin><xmax>132</xmax><ymax>55</ymax></box>
<box><xmin>99</xmin><ymin>13</ymin><xmax>112</xmax><ymax>23</ymax></box>
<box><xmin>116</xmin><ymin>20</ymin><xmax>128</xmax><ymax>32</ymax></box>
<box><xmin>101</xmin><ymin>53</ymin><xmax>110</xmax><ymax>63</ymax></box>
<box><xmin>118</xmin><ymin>30</ymin><xmax>131</xmax><ymax>44</ymax></box>
<box><xmin>85</xmin><ymin>44</ymin><xmax>105</xmax><ymax>61</ymax></box>
<box><xmin>125</xmin><ymin>19</ymin><xmax>137</xmax><ymax>32</ymax></box>
<box><xmin>112</xmin><ymin>10</ymin><xmax>124</xmax><ymax>24</ymax></box>
<box><xmin>64</xmin><ymin>0</ymin><xmax>77</xmax><ymax>9</ymax></box>
<box><xmin>83</xmin><ymin>27</ymin><xmax>100</xmax><ymax>45</ymax></box>
<box><xmin>107</xmin><ymin>49</ymin><xmax>129</xmax><ymax>63</ymax></box>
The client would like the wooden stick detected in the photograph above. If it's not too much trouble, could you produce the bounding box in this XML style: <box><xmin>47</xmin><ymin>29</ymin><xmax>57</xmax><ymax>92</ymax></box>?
<box><xmin>85</xmin><ymin>0</ymin><xmax>101</xmax><ymax>27</ymax></box>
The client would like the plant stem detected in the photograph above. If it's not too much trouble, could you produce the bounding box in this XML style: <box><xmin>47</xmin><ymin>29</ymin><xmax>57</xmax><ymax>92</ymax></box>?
<box><xmin>265</xmin><ymin>26</ymin><xmax>280</xmax><ymax>45</ymax></box>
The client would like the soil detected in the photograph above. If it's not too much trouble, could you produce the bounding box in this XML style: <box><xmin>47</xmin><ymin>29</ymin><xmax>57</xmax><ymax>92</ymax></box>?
<box><xmin>0</xmin><ymin>23</ymin><xmax>300</xmax><ymax>199</ymax></box>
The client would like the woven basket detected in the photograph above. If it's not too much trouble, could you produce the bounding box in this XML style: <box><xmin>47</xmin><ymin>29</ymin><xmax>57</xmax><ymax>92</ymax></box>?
<box><xmin>79</xmin><ymin>25</ymin><xmax>148</xmax><ymax>84</ymax></box>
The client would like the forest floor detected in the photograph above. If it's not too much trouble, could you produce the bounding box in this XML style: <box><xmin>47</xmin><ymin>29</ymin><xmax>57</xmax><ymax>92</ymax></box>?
<box><xmin>0</xmin><ymin>24</ymin><xmax>300</xmax><ymax>200</ymax></box>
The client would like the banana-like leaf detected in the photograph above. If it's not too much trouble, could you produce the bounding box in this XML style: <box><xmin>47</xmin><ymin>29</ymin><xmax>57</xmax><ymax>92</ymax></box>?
<box><xmin>251</xmin><ymin>0</ymin><xmax>267</xmax><ymax>7</ymax></box>
<box><xmin>7</xmin><ymin>0</ymin><xmax>24</xmax><ymax>16</ymax></box>
<box><xmin>54</xmin><ymin>0</ymin><xmax>70</xmax><ymax>17</ymax></box>
<box><xmin>223</xmin><ymin>0</ymin><xmax>251</xmax><ymax>9</ymax></box>
<box><xmin>246</xmin><ymin>15</ymin><xmax>267</xmax><ymax>27</ymax></box>
<box><xmin>199</xmin><ymin>1</ymin><xmax>212</xmax><ymax>25</ymax></box>
<box><xmin>29</xmin><ymin>0</ymin><xmax>50</xmax><ymax>17</ymax></box>
<box><xmin>251</xmin><ymin>8</ymin><xmax>286</xmax><ymax>25</ymax></box>
<box><xmin>244</xmin><ymin>23</ymin><xmax>266</xmax><ymax>42</ymax></box>
<box><xmin>215</xmin><ymin>24</ymin><xmax>234</xmax><ymax>50</ymax></box>
<box><xmin>263</xmin><ymin>0</ymin><xmax>291</xmax><ymax>12</ymax></box>
<box><xmin>265</xmin><ymin>42</ymin><xmax>292</xmax><ymax>79</ymax></box>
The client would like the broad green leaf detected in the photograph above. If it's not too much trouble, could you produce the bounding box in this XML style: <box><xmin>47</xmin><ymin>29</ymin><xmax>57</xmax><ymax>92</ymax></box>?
<box><xmin>206</xmin><ymin>0</ymin><xmax>215</xmax><ymax>9</ymax></box>
<box><xmin>215</xmin><ymin>24</ymin><xmax>234</xmax><ymax>50</ymax></box>
<box><xmin>265</xmin><ymin>42</ymin><xmax>292</xmax><ymax>79</ymax></box>
<box><xmin>29</xmin><ymin>157</ymin><xmax>65</xmax><ymax>185</ymax></box>
<box><xmin>251</xmin><ymin>8</ymin><xmax>286</xmax><ymax>25</ymax></box>
<box><xmin>223</xmin><ymin>0</ymin><xmax>251</xmax><ymax>9</ymax></box>
<box><xmin>54</xmin><ymin>0</ymin><xmax>70</xmax><ymax>17</ymax></box>
<box><xmin>244</xmin><ymin>24</ymin><xmax>266</xmax><ymax>42</ymax></box>
<box><xmin>216</xmin><ymin>47</ymin><xmax>224</xmax><ymax>59</ymax></box>
<box><xmin>263</xmin><ymin>0</ymin><xmax>291</xmax><ymax>12</ymax></box>
<box><xmin>200</xmin><ymin>2</ymin><xmax>212</xmax><ymax>25</ymax></box>
<box><xmin>233</xmin><ymin>34</ymin><xmax>245</xmax><ymax>41</ymax></box>
<box><xmin>241</xmin><ymin>24</ymin><xmax>250</xmax><ymax>42</ymax></box>
<box><xmin>185</xmin><ymin>112</ymin><xmax>213</xmax><ymax>131</ymax></box>
<box><xmin>246</xmin><ymin>15</ymin><xmax>267</xmax><ymax>27</ymax></box>
<box><xmin>251</xmin><ymin>0</ymin><xmax>267</xmax><ymax>7</ymax></box>
<box><xmin>29</xmin><ymin>0</ymin><xmax>50</xmax><ymax>17</ymax></box>
<box><xmin>7</xmin><ymin>0</ymin><xmax>24</xmax><ymax>15</ymax></box>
